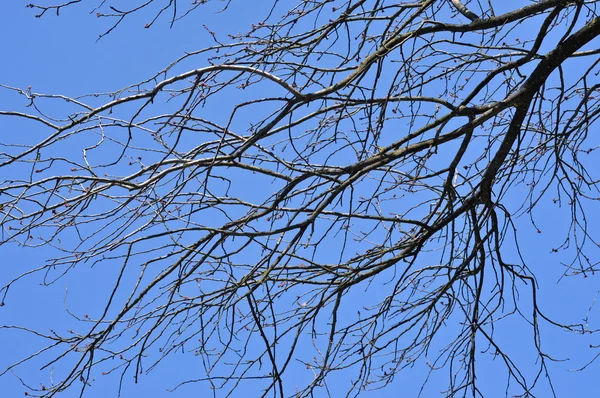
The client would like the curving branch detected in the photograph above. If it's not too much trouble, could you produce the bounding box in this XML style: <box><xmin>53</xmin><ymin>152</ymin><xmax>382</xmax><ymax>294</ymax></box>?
<box><xmin>448</xmin><ymin>0</ymin><xmax>481</xmax><ymax>21</ymax></box>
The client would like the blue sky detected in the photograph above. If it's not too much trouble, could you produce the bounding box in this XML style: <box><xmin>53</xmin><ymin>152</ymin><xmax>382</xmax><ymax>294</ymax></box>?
<box><xmin>1</xmin><ymin>1</ymin><xmax>600</xmax><ymax>397</ymax></box>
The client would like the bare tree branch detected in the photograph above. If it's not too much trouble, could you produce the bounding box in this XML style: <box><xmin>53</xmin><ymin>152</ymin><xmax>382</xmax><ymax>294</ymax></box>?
<box><xmin>2</xmin><ymin>0</ymin><xmax>600</xmax><ymax>396</ymax></box>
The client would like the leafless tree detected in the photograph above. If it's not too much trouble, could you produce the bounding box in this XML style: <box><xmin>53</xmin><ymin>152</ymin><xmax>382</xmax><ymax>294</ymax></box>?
<box><xmin>2</xmin><ymin>0</ymin><xmax>600</xmax><ymax>396</ymax></box>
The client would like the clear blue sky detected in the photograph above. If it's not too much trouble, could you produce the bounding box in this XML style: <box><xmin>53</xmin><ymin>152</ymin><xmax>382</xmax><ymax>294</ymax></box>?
<box><xmin>1</xmin><ymin>1</ymin><xmax>600</xmax><ymax>397</ymax></box>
